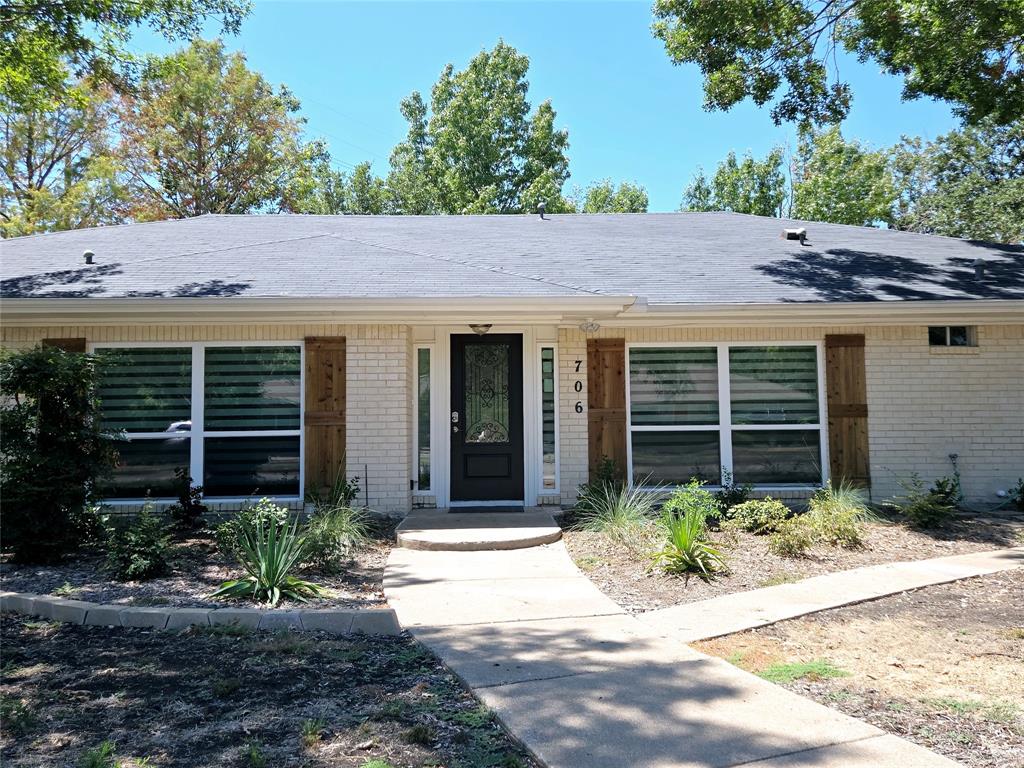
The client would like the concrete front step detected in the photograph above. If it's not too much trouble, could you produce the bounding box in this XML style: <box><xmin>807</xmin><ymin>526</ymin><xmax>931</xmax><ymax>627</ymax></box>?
<box><xmin>396</xmin><ymin>509</ymin><xmax>562</xmax><ymax>551</ymax></box>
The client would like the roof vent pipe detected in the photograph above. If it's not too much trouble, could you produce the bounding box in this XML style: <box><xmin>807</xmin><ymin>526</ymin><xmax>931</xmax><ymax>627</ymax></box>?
<box><xmin>782</xmin><ymin>227</ymin><xmax>807</xmax><ymax>245</ymax></box>
<box><xmin>538</xmin><ymin>200</ymin><xmax>546</xmax><ymax>220</ymax></box>
<box><xmin>83</xmin><ymin>250</ymin><xmax>95</xmax><ymax>265</ymax></box>
<box><xmin>973</xmin><ymin>257</ymin><xmax>986</xmax><ymax>280</ymax></box>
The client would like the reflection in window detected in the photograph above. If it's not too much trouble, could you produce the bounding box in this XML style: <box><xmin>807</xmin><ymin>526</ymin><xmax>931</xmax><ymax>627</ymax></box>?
<box><xmin>104</xmin><ymin>437</ymin><xmax>190</xmax><ymax>499</ymax></box>
<box><xmin>417</xmin><ymin>348</ymin><xmax>431</xmax><ymax>490</ymax></box>
<box><xmin>541</xmin><ymin>347</ymin><xmax>556</xmax><ymax>490</ymax></box>
<box><xmin>729</xmin><ymin>346</ymin><xmax>819</xmax><ymax>425</ymax></box>
<box><xmin>732</xmin><ymin>430</ymin><xmax>821</xmax><ymax>485</ymax></box>
<box><xmin>96</xmin><ymin>347</ymin><xmax>192</xmax><ymax>432</ymax></box>
<box><xmin>631</xmin><ymin>431</ymin><xmax>720</xmax><ymax>486</ymax></box>
<box><xmin>204</xmin><ymin>436</ymin><xmax>300</xmax><ymax>496</ymax></box>
<box><xmin>629</xmin><ymin>347</ymin><xmax>718</xmax><ymax>426</ymax></box>
<box><xmin>205</xmin><ymin>346</ymin><xmax>300</xmax><ymax>430</ymax></box>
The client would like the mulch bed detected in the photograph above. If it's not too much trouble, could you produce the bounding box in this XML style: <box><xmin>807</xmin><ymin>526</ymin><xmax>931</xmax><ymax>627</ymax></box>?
<box><xmin>0</xmin><ymin>614</ymin><xmax>539</xmax><ymax>768</ymax></box>
<box><xmin>0</xmin><ymin>524</ymin><xmax>394</xmax><ymax>610</ymax></box>
<box><xmin>694</xmin><ymin>570</ymin><xmax>1024</xmax><ymax>768</ymax></box>
<box><xmin>560</xmin><ymin>511</ymin><xmax>1022</xmax><ymax>613</ymax></box>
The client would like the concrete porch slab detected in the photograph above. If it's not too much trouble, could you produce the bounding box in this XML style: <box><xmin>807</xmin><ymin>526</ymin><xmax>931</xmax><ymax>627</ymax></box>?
<box><xmin>396</xmin><ymin>508</ymin><xmax>562</xmax><ymax>551</ymax></box>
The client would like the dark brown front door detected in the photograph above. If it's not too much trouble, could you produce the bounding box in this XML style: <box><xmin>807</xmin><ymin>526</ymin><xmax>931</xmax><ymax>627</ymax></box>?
<box><xmin>450</xmin><ymin>334</ymin><xmax>524</xmax><ymax>502</ymax></box>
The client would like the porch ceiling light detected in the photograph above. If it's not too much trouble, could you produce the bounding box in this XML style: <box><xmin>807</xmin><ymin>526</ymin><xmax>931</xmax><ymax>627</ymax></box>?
<box><xmin>469</xmin><ymin>323</ymin><xmax>492</xmax><ymax>335</ymax></box>
<box><xmin>579</xmin><ymin>320</ymin><xmax>600</xmax><ymax>333</ymax></box>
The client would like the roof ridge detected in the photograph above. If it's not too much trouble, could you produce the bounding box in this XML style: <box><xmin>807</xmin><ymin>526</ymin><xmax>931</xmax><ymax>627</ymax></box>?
<box><xmin>325</xmin><ymin>231</ymin><xmax>605</xmax><ymax>296</ymax></box>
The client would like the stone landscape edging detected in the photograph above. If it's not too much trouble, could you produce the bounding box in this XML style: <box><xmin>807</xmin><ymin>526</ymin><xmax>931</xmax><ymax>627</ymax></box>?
<box><xmin>0</xmin><ymin>591</ymin><xmax>401</xmax><ymax>635</ymax></box>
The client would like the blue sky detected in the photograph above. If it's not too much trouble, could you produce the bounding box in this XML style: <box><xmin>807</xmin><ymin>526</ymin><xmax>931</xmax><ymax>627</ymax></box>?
<box><xmin>133</xmin><ymin>1</ymin><xmax>960</xmax><ymax>211</ymax></box>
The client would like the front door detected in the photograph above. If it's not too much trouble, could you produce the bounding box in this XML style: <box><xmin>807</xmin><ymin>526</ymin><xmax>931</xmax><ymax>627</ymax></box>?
<box><xmin>450</xmin><ymin>334</ymin><xmax>524</xmax><ymax>502</ymax></box>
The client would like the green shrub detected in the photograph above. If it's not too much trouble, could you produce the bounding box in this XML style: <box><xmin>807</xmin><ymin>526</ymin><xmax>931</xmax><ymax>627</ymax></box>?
<box><xmin>1012</xmin><ymin>478</ymin><xmax>1024</xmax><ymax>511</ymax></box>
<box><xmin>768</xmin><ymin>517</ymin><xmax>817</xmax><ymax>557</ymax></box>
<box><xmin>722</xmin><ymin>497</ymin><xmax>790</xmax><ymax>534</ymax></box>
<box><xmin>211</xmin><ymin>513</ymin><xmax>325</xmax><ymax>607</ymax></box>
<box><xmin>573</xmin><ymin>481</ymin><xmax>657</xmax><ymax>547</ymax></box>
<box><xmin>807</xmin><ymin>480</ymin><xmax>874</xmax><ymax>548</ymax></box>
<box><xmin>714</xmin><ymin>468</ymin><xmax>752</xmax><ymax>514</ymax></box>
<box><xmin>165</xmin><ymin>467</ymin><xmax>207</xmax><ymax>530</ymax></box>
<box><xmin>78</xmin><ymin>740</ymin><xmax>117</xmax><ymax>768</ymax></box>
<box><xmin>651</xmin><ymin>508</ymin><xmax>727</xmax><ymax>580</ymax></box>
<box><xmin>303</xmin><ymin>473</ymin><xmax>371</xmax><ymax>571</ymax></box>
<box><xmin>1</xmin><ymin>346</ymin><xmax>118</xmax><ymax>563</ymax></box>
<box><xmin>660</xmin><ymin>478</ymin><xmax>719</xmax><ymax>523</ymax></box>
<box><xmin>215</xmin><ymin>497</ymin><xmax>290</xmax><ymax>559</ymax></box>
<box><xmin>892</xmin><ymin>473</ymin><xmax>956</xmax><ymax>528</ymax></box>
<box><xmin>574</xmin><ymin>456</ymin><xmax>621</xmax><ymax>511</ymax></box>
<box><xmin>103</xmin><ymin>504</ymin><xmax>171</xmax><ymax>581</ymax></box>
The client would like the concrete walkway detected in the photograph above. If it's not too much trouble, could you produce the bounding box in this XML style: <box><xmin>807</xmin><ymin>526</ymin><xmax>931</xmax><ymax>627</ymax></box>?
<box><xmin>381</xmin><ymin>540</ymin><xmax>1024</xmax><ymax>767</ymax></box>
<box><xmin>396</xmin><ymin>508</ymin><xmax>562</xmax><ymax>551</ymax></box>
<box><xmin>639</xmin><ymin>547</ymin><xmax>1024</xmax><ymax>642</ymax></box>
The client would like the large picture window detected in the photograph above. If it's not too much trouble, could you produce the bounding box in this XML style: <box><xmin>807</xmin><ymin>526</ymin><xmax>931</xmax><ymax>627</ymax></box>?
<box><xmin>627</xmin><ymin>343</ymin><xmax>825</xmax><ymax>487</ymax></box>
<box><xmin>95</xmin><ymin>343</ymin><xmax>302</xmax><ymax>500</ymax></box>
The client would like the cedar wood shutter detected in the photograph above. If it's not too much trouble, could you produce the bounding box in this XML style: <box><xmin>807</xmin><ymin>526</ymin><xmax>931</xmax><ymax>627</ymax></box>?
<box><xmin>824</xmin><ymin>334</ymin><xmax>870</xmax><ymax>487</ymax></box>
<box><xmin>304</xmin><ymin>337</ymin><xmax>347</xmax><ymax>494</ymax></box>
<box><xmin>587</xmin><ymin>338</ymin><xmax>627</xmax><ymax>482</ymax></box>
<box><xmin>42</xmin><ymin>338</ymin><xmax>86</xmax><ymax>352</ymax></box>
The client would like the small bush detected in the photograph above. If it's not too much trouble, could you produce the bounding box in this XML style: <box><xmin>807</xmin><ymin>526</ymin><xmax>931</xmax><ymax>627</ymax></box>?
<box><xmin>652</xmin><ymin>508</ymin><xmax>727</xmax><ymax>581</ymax></box>
<box><xmin>0</xmin><ymin>695</ymin><xmax>37</xmax><ymax>735</ymax></box>
<box><xmin>215</xmin><ymin>497</ymin><xmax>290</xmax><ymax>559</ymax></box>
<box><xmin>714</xmin><ymin>468</ymin><xmax>752</xmax><ymax>514</ymax></box>
<box><xmin>660</xmin><ymin>478</ymin><xmax>719</xmax><ymax>523</ymax></box>
<box><xmin>300</xmin><ymin>717</ymin><xmax>326</xmax><ymax>748</ymax></box>
<box><xmin>304</xmin><ymin>473</ymin><xmax>371</xmax><ymax>571</ymax></box>
<box><xmin>212</xmin><ymin>513</ymin><xmax>325</xmax><ymax>607</ymax></box>
<box><xmin>103</xmin><ymin>504</ymin><xmax>171</xmax><ymax>581</ymax></box>
<box><xmin>807</xmin><ymin>480</ymin><xmax>874</xmax><ymax>548</ymax></box>
<box><xmin>722</xmin><ymin>498</ymin><xmax>790</xmax><ymax>534</ymax></box>
<box><xmin>892</xmin><ymin>473</ymin><xmax>955</xmax><ymax>528</ymax></box>
<box><xmin>79</xmin><ymin>740</ymin><xmax>117</xmax><ymax>768</ymax></box>
<box><xmin>768</xmin><ymin>517</ymin><xmax>817</xmax><ymax>557</ymax></box>
<box><xmin>165</xmin><ymin>467</ymin><xmax>207</xmax><ymax>530</ymax></box>
<box><xmin>573</xmin><ymin>481</ymin><xmax>657</xmax><ymax>547</ymax></box>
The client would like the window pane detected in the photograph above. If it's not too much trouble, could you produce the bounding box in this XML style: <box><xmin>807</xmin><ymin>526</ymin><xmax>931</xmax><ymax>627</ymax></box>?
<box><xmin>629</xmin><ymin>347</ymin><xmax>719</xmax><ymax>426</ymax></box>
<box><xmin>732</xmin><ymin>430</ymin><xmax>821</xmax><ymax>485</ymax></box>
<box><xmin>96</xmin><ymin>348</ymin><xmax>192</xmax><ymax>432</ymax></box>
<box><xmin>204</xmin><ymin>346</ymin><xmax>300</xmax><ymax>431</ymax></box>
<box><xmin>729</xmin><ymin>346</ymin><xmax>819</xmax><ymax>425</ymax></box>
<box><xmin>417</xmin><ymin>348</ymin><xmax>431</xmax><ymax>490</ymax></box>
<box><xmin>104</xmin><ymin>437</ymin><xmax>190</xmax><ymax>498</ymax></box>
<box><xmin>928</xmin><ymin>326</ymin><xmax>948</xmax><ymax>346</ymax></box>
<box><xmin>631</xmin><ymin>431</ymin><xmax>720</xmax><ymax>486</ymax></box>
<box><xmin>203</xmin><ymin>436</ymin><xmax>300</xmax><ymax>497</ymax></box>
<box><xmin>464</xmin><ymin>343</ymin><xmax>510</xmax><ymax>443</ymax></box>
<box><xmin>949</xmin><ymin>326</ymin><xmax>969</xmax><ymax>346</ymax></box>
<box><xmin>541</xmin><ymin>347</ymin><xmax>556</xmax><ymax>489</ymax></box>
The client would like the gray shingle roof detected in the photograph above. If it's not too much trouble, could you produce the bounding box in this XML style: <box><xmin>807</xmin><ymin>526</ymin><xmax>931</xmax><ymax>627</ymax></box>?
<box><xmin>2</xmin><ymin>212</ymin><xmax>1022</xmax><ymax>303</ymax></box>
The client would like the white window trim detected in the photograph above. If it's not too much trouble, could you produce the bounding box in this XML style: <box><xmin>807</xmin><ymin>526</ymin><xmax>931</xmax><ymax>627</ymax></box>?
<box><xmin>536</xmin><ymin>342</ymin><xmax>560</xmax><ymax>495</ymax></box>
<box><xmin>88</xmin><ymin>340</ymin><xmax>304</xmax><ymax>505</ymax></box>
<box><xmin>625</xmin><ymin>340</ymin><xmax>829</xmax><ymax>492</ymax></box>
<box><xmin>412</xmin><ymin>344</ymin><xmax>435</xmax><ymax>497</ymax></box>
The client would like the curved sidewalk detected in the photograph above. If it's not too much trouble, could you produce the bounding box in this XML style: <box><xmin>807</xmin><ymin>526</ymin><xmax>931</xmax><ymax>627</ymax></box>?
<box><xmin>382</xmin><ymin>540</ymin><xmax>1015</xmax><ymax>767</ymax></box>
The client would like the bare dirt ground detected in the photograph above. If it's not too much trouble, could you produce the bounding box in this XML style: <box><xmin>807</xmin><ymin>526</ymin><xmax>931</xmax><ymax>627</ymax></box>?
<box><xmin>561</xmin><ymin>513</ymin><xmax>1022</xmax><ymax>613</ymax></box>
<box><xmin>0</xmin><ymin>614</ymin><xmax>539</xmax><ymax>768</ymax></box>
<box><xmin>0</xmin><ymin>525</ymin><xmax>393</xmax><ymax>610</ymax></box>
<box><xmin>694</xmin><ymin>569</ymin><xmax>1024</xmax><ymax>768</ymax></box>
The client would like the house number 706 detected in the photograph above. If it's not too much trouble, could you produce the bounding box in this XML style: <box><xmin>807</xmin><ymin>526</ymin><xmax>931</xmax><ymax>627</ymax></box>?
<box><xmin>574</xmin><ymin>359</ymin><xmax>584</xmax><ymax>413</ymax></box>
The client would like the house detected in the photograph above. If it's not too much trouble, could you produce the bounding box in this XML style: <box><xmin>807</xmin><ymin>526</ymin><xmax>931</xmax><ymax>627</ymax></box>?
<box><xmin>2</xmin><ymin>212</ymin><xmax>1022</xmax><ymax>513</ymax></box>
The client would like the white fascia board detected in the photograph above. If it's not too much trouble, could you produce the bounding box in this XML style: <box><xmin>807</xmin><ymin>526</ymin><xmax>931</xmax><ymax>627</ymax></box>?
<box><xmin>615</xmin><ymin>299</ymin><xmax>1024</xmax><ymax>327</ymax></box>
<box><xmin>0</xmin><ymin>295</ymin><xmax>637</xmax><ymax>326</ymax></box>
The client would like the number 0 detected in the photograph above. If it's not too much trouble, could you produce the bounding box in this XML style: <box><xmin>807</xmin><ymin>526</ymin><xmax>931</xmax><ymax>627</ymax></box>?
<box><xmin>574</xmin><ymin>380</ymin><xmax>583</xmax><ymax>392</ymax></box>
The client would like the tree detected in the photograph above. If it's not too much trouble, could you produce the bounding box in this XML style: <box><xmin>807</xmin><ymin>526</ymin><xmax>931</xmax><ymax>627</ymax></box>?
<box><xmin>576</xmin><ymin>179</ymin><xmax>649</xmax><ymax>213</ymax></box>
<box><xmin>887</xmin><ymin>121</ymin><xmax>1024</xmax><ymax>242</ymax></box>
<box><xmin>652</xmin><ymin>0</ymin><xmax>1024</xmax><ymax>127</ymax></box>
<box><xmin>0</xmin><ymin>0</ymin><xmax>250</xmax><ymax>111</ymax></box>
<box><xmin>1</xmin><ymin>85</ymin><xmax>128</xmax><ymax>237</ymax></box>
<box><xmin>406</xmin><ymin>41</ymin><xmax>572</xmax><ymax>214</ymax></box>
<box><xmin>384</xmin><ymin>92</ymin><xmax>439</xmax><ymax>214</ymax></box>
<box><xmin>117</xmin><ymin>39</ymin><xmax>323</xmax><ymax>219</ymax></box>
<box><xmin>792</xmin><ymin>126</ymin><xmax>894</xmax><ymax>225</ymax></box>
<box><xmin>680</xmin><ymin>148</ymin><xmax>786</xmax><ymax>216</ymax></box>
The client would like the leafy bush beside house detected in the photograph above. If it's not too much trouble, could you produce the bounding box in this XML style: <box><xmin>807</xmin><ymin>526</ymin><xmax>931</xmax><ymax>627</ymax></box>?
<box><xmin>103</xmin><ymin>503</ymin><xmax>172</xmax><ymax>580</ymax></box>
<box><xmin>722</xmin><ymin>498</ymin><xmax>790</xmax><ymax>534</ymax></box>
<box><xmin>304</xmin><ymin>473</ymin><xmax>371</xmax><ymax>572</ymax></box>
<box><xmin>0</xmin><ymin>346</ymin><xmax>118</xmax><ymax>563</ymax></box>
<box><xmin>660</xmin><ymin>479</ymin><xmax>719</xmax><ymax>523</ymax></box>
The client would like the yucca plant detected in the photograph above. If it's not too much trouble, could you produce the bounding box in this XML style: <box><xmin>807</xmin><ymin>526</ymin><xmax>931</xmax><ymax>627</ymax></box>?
<box><xmin>573</xmin><ymin>480</ymin><xmax>659</xmax><ymax>548</ymax></box>
<box><xmin>212</xmin><ymin>513</ymin><xmax>325</xmax><ymax>607</ymax></box>
<box><xmin>652</xmin><ymin>508</ymin><xmax>727</xmax><ymax>581</ymax></box>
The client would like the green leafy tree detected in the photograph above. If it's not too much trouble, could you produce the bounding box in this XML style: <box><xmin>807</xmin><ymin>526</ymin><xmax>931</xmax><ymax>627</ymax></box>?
<box><xmin>1</xmin><ymin>346</ymin><xmax>118</xmax><ymax>563</ymax></box>
<box><xmin>344</xmin><ymin>161</ymin><xmax>387</xmax><ymax>215</ymax></box>
<box><xmin>384</xmin><ymin>92</ymin><xmax>439</xmax><ymax>214</ymax></box>
<box><xmin>681</xmin><ymin>148</ymin><xmax>786</xmax><ymax>216</ymax></box>
<box><xmin>1</xmin><ymin>86</ymin><xmax>128</xmax><ymax>237</ymax></box>
<box><xmin>407</xmin><ymin>41</ymin><xmax>572</xmax><ymax>214</ymax></box>
<box><xmin>577</xmin><ymin>179</ymin><xmax>649</xmax><ymax>213</ymax></box>
<box><xmin>117</xmin><ymin>39</ymin><xmax>327</xmax><ymax>219</ymax></box>
<box><xmin>887</xmin><ymin>120</ymin><xmax>1024</xmax><ymax>242</ymax></box>
<box><xmin>1</xmin><ymin>0</ymin><xmax>250</xmax><ymax>111</ymax></box>
<box><xmin>792</xmin><ymin>126</ymin><xmax>894</xmax><ymax>225</ymax></box>
<box><xmin>652</xmin><ymin>0</ymin><xmax>1024</xmax><ymax>127</ymax></box>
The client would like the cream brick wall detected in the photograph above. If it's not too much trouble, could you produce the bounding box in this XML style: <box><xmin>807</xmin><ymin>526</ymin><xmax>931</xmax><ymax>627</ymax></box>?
<box><xmin>864</xmin><ymin>325</ymin><xmax>1024</xmax><ymax>505</ymax></box>
<box><xmin>2</xmin><ymin>323</ymin><xmax>412</xmax><ymax>513</ymax></box>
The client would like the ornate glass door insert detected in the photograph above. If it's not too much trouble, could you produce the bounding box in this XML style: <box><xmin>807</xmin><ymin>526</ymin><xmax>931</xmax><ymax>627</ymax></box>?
<box><xmin>464</xmin><ymin>343</ymin><xmax>510</xmax><ymax>443</ymax></box>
